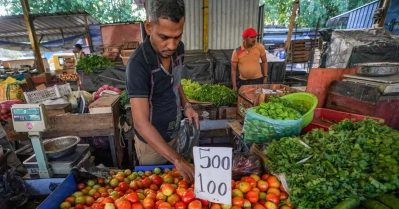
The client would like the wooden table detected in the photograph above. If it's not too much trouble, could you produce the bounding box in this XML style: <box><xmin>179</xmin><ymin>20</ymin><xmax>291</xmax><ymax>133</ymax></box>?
<box><xmin>5</xmin><ymin>98</ymin><xmax>123</xmax><ymax>168</ymax></box>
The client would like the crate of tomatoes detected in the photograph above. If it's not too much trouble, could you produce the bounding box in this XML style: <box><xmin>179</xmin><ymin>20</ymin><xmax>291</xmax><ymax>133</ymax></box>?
<box><xmin>39</xmin><ymin>164</ymin><xmax>294</xmax><ymax>209</ymax></box>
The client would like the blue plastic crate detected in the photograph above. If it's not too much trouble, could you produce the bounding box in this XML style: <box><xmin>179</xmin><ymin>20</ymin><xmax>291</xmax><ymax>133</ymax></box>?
<box><xmin>37</xmin><ymin>165</ymin><xmax>174</xmax><ymax>209</ymax></box>
<box><xmin>37</xmin><ymin>174</ymin><xmax>77</xmax><ymax>209</ymax></box>
<box><xmin>134</xmin><ymin>164</ymin><xmax>174</xmax><ymax>172</ymax></box>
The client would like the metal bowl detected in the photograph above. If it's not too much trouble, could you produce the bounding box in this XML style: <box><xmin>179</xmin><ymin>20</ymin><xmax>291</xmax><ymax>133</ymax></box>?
<box><xmin>356</xmin><ymin>62</ymin><xmax>399</xmax><ymax>77</ymax></box>
<box><xmin>43</xmin><ymin>136</ymin><xmax>80</xmax><ymax>159</ymax></box>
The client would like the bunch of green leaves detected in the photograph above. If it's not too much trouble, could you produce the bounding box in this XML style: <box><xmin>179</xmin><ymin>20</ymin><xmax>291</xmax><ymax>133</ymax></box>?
<box><xmin>181</xmin><ymin>79</ymin><xmax>201</xmax><ymax>100</ymax></box>
<box><xmin>181</xmin><ymin>79</ymin><xmax>236</xmax><ymax>107</ymax></box>
<box><xmin>264</xmin><ymin>119</ymin><xmax>399</xmax><ymax>209</ymax></box>
<box><xmin>119</xmin><ymin>90</ymin><xmax>129</xmax><ymax>109</ymax></box>
<box><xmin>268</xmin><ymin>96</ymin><xmax>309</xmax><ymax>114</ymax></box>
<box><xmin>76</xmin><ymin>55</ymin><xmax>114</xmax><ymax>74</ymax></box>
<box><xmin>255</xmin><ymin>100</ymin><xmax>301</xmax><ymax>120</ymax></box>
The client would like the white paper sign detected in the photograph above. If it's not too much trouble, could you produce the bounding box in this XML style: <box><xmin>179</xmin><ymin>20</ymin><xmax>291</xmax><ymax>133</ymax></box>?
<box><xmin>193</xmin><ymin>146</ymin><xmax>232</xmax><ymax>205</ymax></box>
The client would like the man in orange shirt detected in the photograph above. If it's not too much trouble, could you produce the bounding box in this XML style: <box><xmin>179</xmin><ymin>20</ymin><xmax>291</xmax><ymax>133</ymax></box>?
<box><xmin>231</xmin><ymin>28</ymin><xmax>268</xmax><ymax>91</ymax></box>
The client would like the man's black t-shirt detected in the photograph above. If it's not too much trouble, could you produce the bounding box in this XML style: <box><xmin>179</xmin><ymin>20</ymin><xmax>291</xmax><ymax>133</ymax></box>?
<box><xmin>126</xmin><ymin>37</ymin><xmax>184</xmax><ymax>142</ymax></box>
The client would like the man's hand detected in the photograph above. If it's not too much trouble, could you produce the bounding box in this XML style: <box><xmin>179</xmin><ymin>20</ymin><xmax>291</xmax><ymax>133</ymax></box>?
<box><xmin>233</xmin><ymin>85</ymin><xmax>238</xmax><ymax>91</ymax></box>
<box><xmin>174</xmin><ymin>158</ymin><xmax>194</xmax><ymax>183</ymax></box>
<box><xmin>184</xmin><ymin>105</ymin><xmax>200</xmax><ymax>129</ymax></box>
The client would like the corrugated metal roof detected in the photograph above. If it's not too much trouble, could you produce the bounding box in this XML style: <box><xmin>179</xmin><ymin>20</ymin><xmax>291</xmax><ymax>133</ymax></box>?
<box><xmin>0</xmin><ymin>12</ymin><xmax>99</xmax><ymax>43</ymax></box>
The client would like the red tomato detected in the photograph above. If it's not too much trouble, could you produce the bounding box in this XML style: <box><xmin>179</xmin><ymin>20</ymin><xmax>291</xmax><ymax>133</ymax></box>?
<box><xmin>158</xmin><ymin>202</ymin><xmax>172</xmax><ymax>209</ymax></box>
<box><xmin>246</xmin><ymin>191</ymin><xmax>259</xmax><ymax>203</ymax></box>
<box><xmin>77</xmin><ymin>183</ymin><xmax>86</xmax><ymax>190</ymax></box>
<box><xmin>115</xmin><ymin>199</ymin><xmax>131</xmax><ymax>209</ymax></box>
<box><xmin>91</xmin><ymin>203</ymin><xmax>105</xmax><ymax>209</ymax></box>
<box><xmin>142</xmin><ymin>197</ymin><xmax>155</xmax><ymax>209</ymax></box>
<box><xmin>64</xmin><ymin>196</ymin><xmax>75</xmax><ymax>204</ymax></box>
<box><xmin>175</xmin><ymin>201</ymin><xmax>187</xmax><ymax>209</ymax></box>
<box><xmin>261</xmin><ymin>174</ymin><xmax>270</xmax><ymax>181</ymax></box>
<box><xmin>181</xmin><ymin>190</ymin><xmax>195</xmax><ymax>203</ymax></box>
<box><xmin>131</xmin><ymin>203</ymin><xmax>144</xmax><ymax>209</ymax></box>
<box><xmin>199</xmin><ymin>199</ymin><xmax>208</xmax><ymax>207</ymax></box>
<box><xmin>257</xmin><ymin>180</ymin><xmax>269</xmax><ymax>192</ymax></box>
<box><xmin>119</xmin><ymin>182</ymin><xmax>130</xmax><ymax>191</ymax></box>
<box><xmin>253</xmin><ymin>203</ymin><xmax>266</xmax><ymax>209</ymax></box>
<box><xmin>101</xmin><ymin>197</ymin><xmax>114</xmax><ymax>204</ymax></box>
<box><xmin>266</xmin><ymin>193</ymin><xmax>280</xmax><ymax>205</ymax></box>
<box><xmin>178</xmin><ymin>180</ymin><xmax>189</xmax><ymax>188</ymax></box>
<box><xmin>210</xmin><ymin>203</ymin><xmax>222</xmax><ymax>209</ymax></box>
<box><xmin>125</xmin><ymin>192</ymin><xmax>139</xmax><ymax>203</ymax></box>
<box><xmin>266</xmin><ymin>176</ymin><xmax>281</xmax><ymax>189</ymax></box>
<box><xmin>75</xmin><ymin>204</ymin><xmax>85</xmax><ymax>209</ymax></box>
<box><xmin>280</xmin><ymin>192</ymin><xmax>288</xmax><ymax>200</ymax></box>
<box><xmin>188</xmin><ymin>200</ymin><xmax>202</xmax><ymax>209</ymax></box>
<box><xmin>151</xmin><ymin>175</ymin><xmax>164</xmax><ymax>186</ymax></box>
<box><xmin>232</xmin><ymin>196</ymin><xmax>244</xmax><ymax>207</ymax></box>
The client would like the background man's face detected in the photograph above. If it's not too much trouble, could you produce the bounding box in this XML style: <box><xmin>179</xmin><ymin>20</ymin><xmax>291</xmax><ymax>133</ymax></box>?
<box><xmin>245</xmin><ymin>36</ymin><xmax>257</xmax><ymax>47</ymax></box>
<box><xmin>145</xmin><ymin>18</ymin><xmax>185</xmax><ymax>58</ymax></box>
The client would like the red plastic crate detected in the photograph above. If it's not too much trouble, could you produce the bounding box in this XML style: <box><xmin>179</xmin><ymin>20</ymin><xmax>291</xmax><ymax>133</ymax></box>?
<box><xmin>302</xmin><ymin>108</ymin><xmax>383</xmax><ymax>133</ymax></box>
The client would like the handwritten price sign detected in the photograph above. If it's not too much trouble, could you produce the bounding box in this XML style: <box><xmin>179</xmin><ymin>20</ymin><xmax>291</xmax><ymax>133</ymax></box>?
<box><xmin>193</xmin><ymin>146</ymin><xmax>232</xmax><ymax>205</ymax></box>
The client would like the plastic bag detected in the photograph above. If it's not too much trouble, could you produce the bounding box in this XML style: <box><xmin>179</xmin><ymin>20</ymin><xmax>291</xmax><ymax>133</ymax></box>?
<box><xmin>232</xmin><ymin>153</ymin><xmax>262</xmax><ymax>180</ymax></box>
<box><xmin>243</xmin><ymin>108</ymin><xmax>302</xmax><ymax>143</ymax></box>
<box><xmin>176</xmin><ymin>119</ymin><xmax>199</xmax><ymax>160</ymax></box>
<box><xmin>0</xmin><ymin>77</ymin><xmax>23</xmax><ymax>102</ymax></box>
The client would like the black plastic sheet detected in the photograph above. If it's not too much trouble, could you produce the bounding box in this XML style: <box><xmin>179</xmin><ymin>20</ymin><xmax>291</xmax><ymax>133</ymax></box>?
<box><xmin>322</xmin><ymin>28</ymin><xmax>399</xmax><ymax>68</ymax></box>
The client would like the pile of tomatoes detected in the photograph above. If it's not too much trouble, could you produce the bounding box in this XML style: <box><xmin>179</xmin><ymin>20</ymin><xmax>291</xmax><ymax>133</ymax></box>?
<box><xmin>59</xmin><ymin>168</ymin><xmax>294</xmax><ymax>209</ymax></box>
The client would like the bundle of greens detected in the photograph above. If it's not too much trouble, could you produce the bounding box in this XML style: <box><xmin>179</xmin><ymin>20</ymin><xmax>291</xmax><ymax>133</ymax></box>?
<box><xmin>255</xmin><ymin>100</ymin><xmax>302</xmax><ymax>120</ymax></box>
<box><xmin>76</xmin><ymin>55</ymin><xmax>114</xmax><ymax>74</ymax></box>
<box><xmin>181</xmin><ymin>79</ymin><xmax>236</xmax><ymax>106</ymax></box>
<box><xmin>265</xmin><ymin>119</ymin><xmax>399</xmax><ymax>209</ymax></box>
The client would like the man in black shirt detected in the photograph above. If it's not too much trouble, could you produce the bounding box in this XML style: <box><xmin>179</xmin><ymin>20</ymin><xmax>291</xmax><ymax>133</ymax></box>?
<box><xmin>126</xmin><ymin>0</ymin><xmax>198</xmax><ymax>183</ymax></box>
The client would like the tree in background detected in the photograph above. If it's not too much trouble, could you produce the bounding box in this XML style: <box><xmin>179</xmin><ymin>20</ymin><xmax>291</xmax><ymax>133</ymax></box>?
<box><xmin>263</xmin><ymin>0</ymin><xmax>376</xmax><ymax>27</ymax></box>
<box><xmin>0</xmin><ymin>0</ymin><xmax>145</xmax><ymax>23</ymax></box>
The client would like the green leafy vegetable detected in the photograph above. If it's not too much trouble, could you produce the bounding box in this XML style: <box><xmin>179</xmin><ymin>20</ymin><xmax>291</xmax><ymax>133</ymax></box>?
<box><xmin>265</xmin><ymin>119</ymin><xmax>399</xmax><ymax>209</ymax></box>
<box><xmin>181</xmin><ymin>79</ymin><xmax>236</xmax><ymax>106</ymax></box>
<box><xmin>255</xmin><ymin>99</ymin><xmax>302</xmax><ymax>120</ymax></box>
<box><xmin>76</xmin><ymin>55</ymin><xmax>114</xmax><ymax>74</ymax></box>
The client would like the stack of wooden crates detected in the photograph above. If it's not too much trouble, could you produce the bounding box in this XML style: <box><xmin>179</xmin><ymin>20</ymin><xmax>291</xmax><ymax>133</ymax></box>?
<box><xmin>120</xmin><ymin>41</ymin><xmax>140</xmax><ymax>66</ymax></box>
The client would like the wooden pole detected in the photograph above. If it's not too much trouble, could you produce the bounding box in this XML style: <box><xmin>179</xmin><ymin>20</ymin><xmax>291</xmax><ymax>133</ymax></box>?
<box><xmin>284</xmin><ymin>0</ymin><xmax>300</xmax><ymax>56</ymax></box>
<box><xmin>20</xmin><ymin>0</ymin><xmax>45</xmax><ymax>73</ymax></box>
<box><xmin>374</xmin><ymin>0</ymin><xmax>391</xmax><ymax>28</ymax></box>
<box><xmin>84</xmin><ymin>15</ymin><xmax>94</xmax><ymax>53</ymax></box>
<box><xmin>203</xmin><ymin>0</ymin><xmax>209</xmax><ymax>53</ymax></box>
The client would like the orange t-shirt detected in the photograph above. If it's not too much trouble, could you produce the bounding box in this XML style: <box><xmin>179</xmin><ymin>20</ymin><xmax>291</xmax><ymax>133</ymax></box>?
<box><xmin>231</xmin><ymin>43</ymin><xmax>266</xmax><ymax>80</ymax></box>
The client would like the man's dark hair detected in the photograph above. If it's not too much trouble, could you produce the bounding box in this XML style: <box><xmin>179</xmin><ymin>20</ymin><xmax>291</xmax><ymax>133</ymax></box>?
<box><xmin>74</xmin><ymin>44</ymin><xmax>82</xmax><ymax>50</ymax></box>
<box><xmin>148</xmin><ymin>0</ymin><xmax>185</xmax><ymax>23</ymax></box>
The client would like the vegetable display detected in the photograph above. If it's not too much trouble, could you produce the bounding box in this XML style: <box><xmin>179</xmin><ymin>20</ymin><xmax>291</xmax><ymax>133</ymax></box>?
<box><xmin>76</xmin><ymin>55</ymin><xmax>114</xmax><ymax>74</ymax></box>
<box><xmin>181</xmin><ymin>79</ymin><xmax>236</xmax><ymax>106</ymax></box>
<box><xmin>0</xmin><ymin>100</ymin><xmax>23</xmax><ymax>121</ymax></box>
<box><xmin>59</xmin><ymin>168</ymin><xmax>295</xmax><ymax>209</ymax></box>
<box><xmin>264</xmin><ymin>119</ymin><xmax>399</xmax><ymax>209</ymax></box>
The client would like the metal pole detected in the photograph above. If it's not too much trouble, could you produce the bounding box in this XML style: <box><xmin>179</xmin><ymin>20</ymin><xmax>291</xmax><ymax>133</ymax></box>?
<box><xmin>20</xmin><ymin>0</ymin><xmax>46</xmax><ymax>73</ymax></box>
<box><xmin>29</xmin><ymin>133</ymin><xmax>53</xmax><ymax>178</ymax></box>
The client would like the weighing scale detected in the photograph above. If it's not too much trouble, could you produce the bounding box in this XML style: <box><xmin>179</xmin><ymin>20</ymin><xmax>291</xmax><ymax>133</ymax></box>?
<box><xmin>343</xmin><ymin>73</ymin><xmax>399</xmax><ymax>95</ymax></box>
<box><xmin>11</xmin><ymin>104</ymin><xmax>90</xmax><ymax>178</ymax></box>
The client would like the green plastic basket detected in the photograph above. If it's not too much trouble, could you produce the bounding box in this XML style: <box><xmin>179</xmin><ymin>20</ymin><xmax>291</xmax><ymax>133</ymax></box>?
<box><xmin>281</xmin><ymin>92</ymin><xmax>318</xmax><ymax>128</ymax></box>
